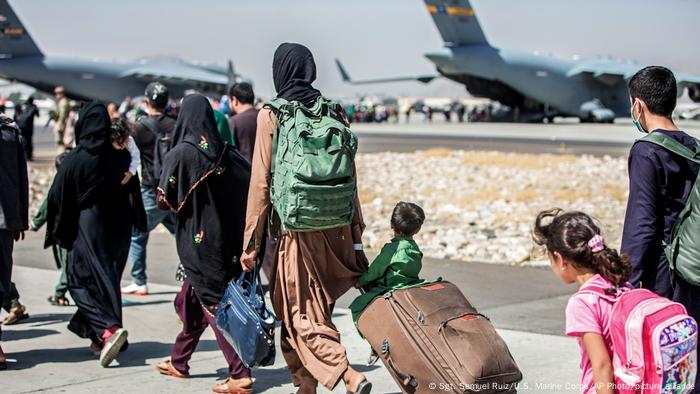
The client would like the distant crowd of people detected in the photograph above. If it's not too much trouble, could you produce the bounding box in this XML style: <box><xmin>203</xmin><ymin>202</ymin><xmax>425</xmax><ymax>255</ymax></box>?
<box><xmin>342</xmin><ymin>100</ymin><xmax>469</xmax><ymax>124</ymax></box>
<box><xmin>1</xmin><ymin>44</ymin><xmax>700</xmax><ymax>394</ymax></box>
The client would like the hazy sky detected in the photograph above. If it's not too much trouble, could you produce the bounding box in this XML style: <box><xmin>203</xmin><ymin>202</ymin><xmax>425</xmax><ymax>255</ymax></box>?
<box><xmin>10</xmin><ymin>0</ymin><xmax>700</xmax><ymax>99</ymax></box>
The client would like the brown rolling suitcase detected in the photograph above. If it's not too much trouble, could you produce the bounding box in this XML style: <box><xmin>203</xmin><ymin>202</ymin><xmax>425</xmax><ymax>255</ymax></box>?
<box><xmin>357</xmin><ymin>281</ymin><xmax>522</xmax><ymax>394</ymax></box>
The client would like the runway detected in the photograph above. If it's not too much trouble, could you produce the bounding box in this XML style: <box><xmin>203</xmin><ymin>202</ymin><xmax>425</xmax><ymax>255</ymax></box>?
<box><xmin>353</xmin><ymin>119</ymin><xmax>700</xmax><ymax>156</ymax></box>
<box><xmin>356</xmin><ymin>131</ymin><xmax>632</xmax><ymax>156</ymax></box>
<box><xmin>30</xmin><ymin>119</ymin><xmax>700</xmax><ymax>161</ymax></box>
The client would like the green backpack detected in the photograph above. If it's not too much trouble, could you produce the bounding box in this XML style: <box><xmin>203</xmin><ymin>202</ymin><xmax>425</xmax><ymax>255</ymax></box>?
<box><xmin>266</xmin><ymin>97</ymin><xmax>358</xmax><ymax>231</ymax></box>
<box><xmin>640</xmin><ymin>132</ymin><xmax>700</xmax><ymax>285</ymax></box>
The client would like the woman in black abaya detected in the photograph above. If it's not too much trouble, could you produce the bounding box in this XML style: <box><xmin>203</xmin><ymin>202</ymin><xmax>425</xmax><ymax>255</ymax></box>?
<box><xmin>46</xmin><ymin>102</ymin><xmax>145</xmax><ymax>368</ymax></box>
<box><xmin>154</xmin><ymin>94</ymin><xmax>253</xmax><ymax>394</ymax></box>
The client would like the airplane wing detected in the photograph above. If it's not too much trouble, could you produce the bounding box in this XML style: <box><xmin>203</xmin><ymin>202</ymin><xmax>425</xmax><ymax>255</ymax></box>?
<box><xmin>565</xmin><ymin>62</ymin><xmax>637</xmax><ymax>86</ymax></box>
<box><xmin>567</xmin><ymin>62</ymin><xmax>700</xmax><ymax>92</ymax></box>
<box><xmin>335</xmin><ymin>59</ymin><xmax>438</xmax><ymax>85</ymax></box>
<box><xmin>120</xmin><ymin>61</ymin><xmax>228</xmax><ymax>91</ymax></box>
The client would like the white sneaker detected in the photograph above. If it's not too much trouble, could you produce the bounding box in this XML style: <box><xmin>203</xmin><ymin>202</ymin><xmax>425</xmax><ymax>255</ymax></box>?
<box><xmin>100</xmin><ymin>328</ymin><xmax>128</xmax><ymax>367</ymax></box>
<box><xmin>121</xmin><ymin>283</ymin><xmax>148</xmax><ymax>296</ymax></box>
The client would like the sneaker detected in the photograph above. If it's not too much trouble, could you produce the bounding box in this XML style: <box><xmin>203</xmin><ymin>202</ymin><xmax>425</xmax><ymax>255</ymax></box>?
<box><xmin>99</xmin><ymin>328</ymin><xmax>128</xmax><ymax>367</ymax></box>
<box><xmin>121</xmin><ymin>283</ymin><xmax>148</xmax><ymax>296</ymax></box>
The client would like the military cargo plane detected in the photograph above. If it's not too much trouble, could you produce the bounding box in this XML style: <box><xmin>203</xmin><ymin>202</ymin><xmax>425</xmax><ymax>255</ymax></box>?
<box><xmin>0</xmin><ymin>0</ymin><xmax>247</xmax><ymax>103</ymax></box>
<box><xmin>337</xmin><ymin>0</ymin><xmax>700</xmax><ymax>123</ymax></box>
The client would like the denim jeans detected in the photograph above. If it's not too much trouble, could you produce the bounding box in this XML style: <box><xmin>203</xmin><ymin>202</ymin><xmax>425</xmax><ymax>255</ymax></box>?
<box><xmin>127</xmin><ymin>186</ymin><xmax>176</xmax><ymax>285</ymax></box>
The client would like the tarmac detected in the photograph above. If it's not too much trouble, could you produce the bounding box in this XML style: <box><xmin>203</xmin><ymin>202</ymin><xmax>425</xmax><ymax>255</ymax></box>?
<box><xmin>5</xmin><ymin>232</ymin><xmax>582</xmax><ymax>394</ymax></box>
<box><xmin>351</xmin><ymin>119</ymin><xmax>700</xmax><ymax>156</ymax></box>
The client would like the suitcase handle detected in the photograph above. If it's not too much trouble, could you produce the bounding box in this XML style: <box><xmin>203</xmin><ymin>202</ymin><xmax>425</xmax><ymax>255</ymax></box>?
<box><xmin>388</xmin><ymin>358</ymin><xmax>418</xmax><ymax>388</ymax></box>
<box><xmin>382</xmin><ymin>339</ymin><xmax>418</xmax><ymax>388</ymax></box>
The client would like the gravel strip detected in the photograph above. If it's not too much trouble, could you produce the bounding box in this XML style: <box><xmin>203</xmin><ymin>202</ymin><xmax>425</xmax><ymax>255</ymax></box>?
<box><xmin>28</xmin><ymin>149</ymin><xmax>629</xmax><ymax>266</ymax></box>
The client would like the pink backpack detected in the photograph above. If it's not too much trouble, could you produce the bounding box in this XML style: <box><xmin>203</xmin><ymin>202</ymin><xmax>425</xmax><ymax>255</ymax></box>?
<box><xmin>579</xmin><ymin>284</ymin><xmax>697</xmax><ymax>393</ymax></box>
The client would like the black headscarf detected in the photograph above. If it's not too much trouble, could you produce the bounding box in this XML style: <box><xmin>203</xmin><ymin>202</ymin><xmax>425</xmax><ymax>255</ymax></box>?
<box><xmin>73</xmin><ymin>102</ymin><xmax>111</xmax><ymax>152</ymax></box>
<box><xmin>158</xmin><ymin>94</ymin><xmax>230</xmax><ymax>212</ymax></box>
<box><xmin>46</xmin><ymin>102</ymin><xmax>139</xmax><ymax>248</ymax></box>
<box><xmin>272</xmin><ymin>43</ymin><xmax>322</xmax><ymax>107</ymax></box>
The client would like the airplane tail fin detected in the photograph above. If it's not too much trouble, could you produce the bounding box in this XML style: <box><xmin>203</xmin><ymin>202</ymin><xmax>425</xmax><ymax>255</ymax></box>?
<box><xmin>0</xmin><ymin>0</ymin><xmax>42</xmax><ymax>57</ymax></box>
<box><xmin>334</xmin><ymin>59</ymin><xmax>352</xmax><ymax>83</ymax></box>
<box><xmin>424</xmin><ymin>0</ymin><xmax>489</xmax><ymax>47</ymax></box>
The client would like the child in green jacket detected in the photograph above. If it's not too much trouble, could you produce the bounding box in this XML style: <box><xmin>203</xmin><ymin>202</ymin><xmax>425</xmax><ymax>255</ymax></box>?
<box><xmin>31</xmin><ymin>151</ymin><xmax>70</xmax><ymax>306</ymax></box>
<box><xmin>350</xmin><ymin>201</ymin><xmax>427</xmax><ymax>326</ymax></box>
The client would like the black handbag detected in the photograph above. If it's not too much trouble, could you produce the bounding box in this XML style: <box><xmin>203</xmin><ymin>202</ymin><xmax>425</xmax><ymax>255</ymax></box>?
<box><xmin>215</xmin><ymin>262</ymin><xmax>276</xmax><ymax>368</ymax></box>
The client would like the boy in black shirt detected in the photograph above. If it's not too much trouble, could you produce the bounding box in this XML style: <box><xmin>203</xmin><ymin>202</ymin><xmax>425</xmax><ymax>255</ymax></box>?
<box><xmin>122</xmin><ymin>82</ymin><xmax>177</xmax><ymax>295</ymax></box>
<box><xmin>621</xmin><ymin>66</ymin><xmax>700</xmax><ymax>391</ymax></box>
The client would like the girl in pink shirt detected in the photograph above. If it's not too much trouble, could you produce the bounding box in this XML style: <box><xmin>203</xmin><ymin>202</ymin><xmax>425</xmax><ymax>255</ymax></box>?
<box><xmin>533</xmin><ymin>209</ymin><xmax>633</xmax><ymax>394</ymax></box>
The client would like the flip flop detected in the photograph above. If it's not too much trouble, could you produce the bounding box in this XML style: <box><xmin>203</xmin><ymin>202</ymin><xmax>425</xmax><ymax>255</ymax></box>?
<box><xmin>211</xmin><ymin>377</ymin><xmax>254</xmax><ymax>394</ymax></box>
<box><xmin>47</xmin><ymin>296</ymin><xmax>70</xmax><ymax>306</ymax></box>
<box><xmin>155</xmin><ymin>358</ymin><xmax>189</xmax><ymax>379</ymax></box>
<box><xmin>2</xmin><ymin>305</ymin><xmax>29</xmax><ymax>325</ymax></box>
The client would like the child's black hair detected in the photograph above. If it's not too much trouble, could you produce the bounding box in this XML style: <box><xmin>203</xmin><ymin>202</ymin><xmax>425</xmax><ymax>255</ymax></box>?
<box><xmin>110</xmin><ymin>117</ymin><xmax>132</xmax><ymax>146</ymax></box>
<box><xmin>628</xmin><ymin>66</ymin><xmax>677</xmax><ymax>117</ymax></box>
<box><xmin>532</xmin><ymin>208</ymin><xmax>631</xmax><ymax>286</ymax></box>
<box><xmin>391</xmin><ymin>201</ymin><xmax>425</xmax><ymax>237</ymax></box>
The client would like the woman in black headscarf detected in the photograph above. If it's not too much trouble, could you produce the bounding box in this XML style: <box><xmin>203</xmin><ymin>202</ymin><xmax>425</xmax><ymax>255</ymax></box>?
<box><xmin>154</xmin><ymin>94</ymin><xmax>253</xmax><ymax>394</ymax></box>
<box><xmin>46</xmin><ymin>102</ymin><xmax>145</xmax><ymax>368</ymax></box>
<box><xmin>272</xmin><ymin>43</ymin><xmax>321</xmax><ymax>107</ymax></box>
<box><xmin>241</xmin><ymin>43</ymin><xmax>371</xmax><ymax>394</ymax></box>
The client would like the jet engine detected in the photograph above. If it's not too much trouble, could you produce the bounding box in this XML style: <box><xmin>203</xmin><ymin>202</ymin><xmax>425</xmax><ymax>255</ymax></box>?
<box><xmin>689</xmin><ymin>84</ymin><xmax>700</xmax><ymax>103</ymax></box>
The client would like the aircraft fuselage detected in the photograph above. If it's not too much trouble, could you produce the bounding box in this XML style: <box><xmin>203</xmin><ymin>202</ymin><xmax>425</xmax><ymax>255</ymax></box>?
<box><xmin>0</xmin><ymin>56</ymin><xmax>210</xmax><ymax>103</ymax></box>
<box><xmin>426</xmin><ymin>45</ymin><xmax>630</xmax><ymax>119</ymax></box>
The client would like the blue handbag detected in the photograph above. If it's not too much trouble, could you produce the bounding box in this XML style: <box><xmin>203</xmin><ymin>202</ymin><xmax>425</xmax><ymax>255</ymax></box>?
<box><xmin>215</xmin><ymin>262</ymin><xmax>276</xmax><ymax>368</ymax></box>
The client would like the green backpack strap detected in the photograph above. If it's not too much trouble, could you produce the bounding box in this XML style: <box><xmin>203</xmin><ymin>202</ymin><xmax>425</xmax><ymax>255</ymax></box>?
<box><xmin>640</xmin><ymin>132</ymin><xmax>700</xmax><ymax>285</ymax></box>
<box><xmin>639</xmin><ymin>132</ymin><xmax>700</xmax><ymax>164</ymax></box>
<box><xmin>265</xmin><ymin>98</ymin><xmax>291</xmax><ymax>177</ymax></box>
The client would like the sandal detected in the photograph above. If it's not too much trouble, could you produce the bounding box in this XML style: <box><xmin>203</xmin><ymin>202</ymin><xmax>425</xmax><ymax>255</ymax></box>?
<box><xmin>155</xmin><ymin>358</ymin><xmax>189</xmax><ymax>379</ymax></box>
<box><xmin>2</xmin><ymin>304</ymin><xmax>29</xmax><ymax>325</ymax></box>
<box><xmin>212</xmin><ymin>377</ymin><xmax>254</xmax><ymax>394</ymax></box>
<box><xmin>47</xmin><ymin>295</ymin><xmax>70</xmax><ymax>306</ymax></box>
<box><xmin>367</xmin><ymin>349</ymin><xmax>379</xmax><ymax>366</ymax></box>
<box><xmin>347</xmin><ymin>380</ymin><xmax>372</xmax><ymax>394</ymax></box>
